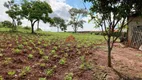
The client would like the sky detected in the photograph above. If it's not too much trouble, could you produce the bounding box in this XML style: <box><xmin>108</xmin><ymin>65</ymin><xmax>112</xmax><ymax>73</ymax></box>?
<box><xmin>0</xmin><ymin>0</ymin><xmax>100</xmax><ymax>32</ymax></box>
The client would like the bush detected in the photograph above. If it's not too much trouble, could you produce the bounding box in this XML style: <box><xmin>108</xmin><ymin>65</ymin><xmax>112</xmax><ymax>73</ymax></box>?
<box><xmin>24</xmin><ymin>26</ymin><xmax>31</xmax><ymax>30</ymax></box>
<box><xmin>1</xmin><ymin>20</ymin><xmax>13</xmax><ymax>28</ymax></box>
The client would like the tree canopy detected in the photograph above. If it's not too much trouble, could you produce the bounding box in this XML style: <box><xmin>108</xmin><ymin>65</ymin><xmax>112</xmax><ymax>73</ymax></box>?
<box><xmin>4</xmin><ymin>0</ymin><xmax>22</xmax><ymax>31</ymax></box>
<box><xmin>51</xmin><ymin>17</ymin><xmax>67</xmax><ymax>32</ymax></box>
<box><xmin>21</xmin><ymin>0</ymin><xmax>53</xmax><ymax>33</ymax></box>
<box><xmin>68</xmin><ymin>8</ymin><xmax>87</xmax><ymax>33</ymax></box>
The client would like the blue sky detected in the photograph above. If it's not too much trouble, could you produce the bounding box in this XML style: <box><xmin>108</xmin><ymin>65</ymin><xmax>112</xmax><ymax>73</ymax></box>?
<box><xmin>66</xmin><ymin>0</ymin><xmax>91</xmax><ymax>9</ymax></box>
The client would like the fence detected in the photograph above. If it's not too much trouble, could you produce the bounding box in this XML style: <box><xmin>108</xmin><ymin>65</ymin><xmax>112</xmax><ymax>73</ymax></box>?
<box><xmin>130</xmin><ymin>26</ymin><xmax>142</xmax><ymax>48</ymax></box>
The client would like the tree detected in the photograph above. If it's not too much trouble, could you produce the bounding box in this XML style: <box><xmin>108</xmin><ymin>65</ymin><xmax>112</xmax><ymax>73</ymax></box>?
<box><xmin>68</xmin><ymin>8</ymin><xmax>87</xmax><ymax>33</ymax></box>
<box><xmin>4</xmin><ymin>0</ymin><xmax>22</xmax><ymax>31</ymax></box>
<box><xmin>51</xmin><ymin>17</ymin><xmax>67</xmax><ymax>32</ymax></box>
<box><xmin>84</xmin><ymin>0</ymin><xmax>142</xmax><ymax>67</ymax></box>
<box><xmin>21</xmin><ymin>0</ymin><xmax>53</xmax><ymax>33</ymax></box>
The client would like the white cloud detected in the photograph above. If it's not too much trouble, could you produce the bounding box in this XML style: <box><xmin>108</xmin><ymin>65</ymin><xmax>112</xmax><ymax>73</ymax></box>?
<box><xmin>46</xmin><ymin>0</ymin><xmax>72</xmax><ymax>20</ymax></box>
<box><xmin>0</xmin><ymin>0</ymin><xmax>97</xmax><ymax>32</ymax></box>
<box><xmin>0</xmin><ymin>0</ymin><xmax>11</xmax><ymax>22</ymax></box>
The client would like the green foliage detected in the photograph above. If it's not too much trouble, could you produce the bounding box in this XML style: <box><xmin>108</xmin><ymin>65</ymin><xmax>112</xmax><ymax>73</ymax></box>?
<box><xmin>42</xmin><ymin>56</ymin><xmax>49</xmax><ymax>61</ymax></box>
<box><xmin>38</xmin><ymin>49</ymin><xmax>44</xmax><ymax>55</ymax></box>
<box><xmin>3</xmin><ymin>57</ymin><xmax>12</xmax><ymax>65</ymax></box>
<box><xmin>53</xmin><ymin>46</ymin><xmax>58</xmax><ymax>50</ymax></box>
<box><xmin>19</xmin><ymin>66</ymin><xmax>31</xmax><ymax>76</ymax></box>
<box><xmin>64</xmin><ymin>73</ymin><xmax>73</xmax><ymax>80</ymax></box>
<box><xmin>51</xmin><ymin>17</ymin><xmax>67</xmax><ymax>32</ymax></box>
<box><xmin>39</xmin><ymin>78</ymin><xmax>46</xmax><ymax>80</ymax></box>
<box><xmin>0</xmin><ymin>76</ymin><xmax>3</xmax><ymax>80</ymax></box>
<box><xmin>83</xmin><ymin>0</ymin><xmax>142</xmax><ymax>67</ymax></box>
<box><xmin>59</xmin><ymin>57</ymin><xmax>66</xmax><ymax>65</ymax></box>
<box><xmin>21</xmin><ymin>0</ymin><xmax>53</xmax><ymax>33</ymax></box>
<box><xmin>4</xmin><ymin>0</ymin><xmax>22</xmax><ymax>31</ymax></box>
<box><xmin>24</xmin><ymin>26</ymin><xmax>31</xmax><ymax>30</ymax></box>
<box><xmin>68</xmin><ymin>8</ymin><xmax>87</xmax><ymax>33</ymax></box>
<box><xmin>28</xmin><ymin>54</ymin><xmax>34</xmax><ymax>59</ymax></box>
<box><xmin>45</xmin><ymin>65</ymin><xmax>57</xmax><ymax>76</ymax></box>
<box><xmin>0</xmin><ymin>53</ymin><xmax>3</xmax><ymax>57</ymax></box>
<box><xmin>13</xmin><ymin>48</ymin><xmax>21</xmax><ymax>54</ymax></box>
<box><xmin>8</xmin><ymin>70</ymin><xmax>16</xmax><ymax>76</ymax></box>
<box><xmin>51</xmin><ymin>50</ymin><xmax>56</xmax><ymax>54</ymax></box>
<box><xmin>17</xmin><ymin>44</ymin><xmax>24</xmax><ymax>49</ymax></box>
<box><xmin>79</xmin><ymin>56</ymin><xmax>92</xmax><ymax>70</ymax></box>
<box><xmin>45</xmin><ymin>68</ymin><xmax>54</xmax><ymax>76</ymax></box>
<box><xmin>1</xmin><ymin>20</ymin><xmax>13</xmax><ymax>28</ymax></box>
<box><xmin>40</xmin><ymin>63</ymin><xmax>46</xmax><ymax>67</ymax></box>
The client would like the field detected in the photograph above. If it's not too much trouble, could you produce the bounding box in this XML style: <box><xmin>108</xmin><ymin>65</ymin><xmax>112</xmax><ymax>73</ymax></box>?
<box><xmin>0</xmin><ymin>27</ymin><xmax>142</xmax><ymax>80</ymax></box>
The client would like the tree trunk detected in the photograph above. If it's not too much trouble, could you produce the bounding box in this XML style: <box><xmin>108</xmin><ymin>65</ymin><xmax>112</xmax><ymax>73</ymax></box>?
<box><xmin>37</xmin><ymin>20</ymin><xmax>39</xmax><ymax>29</ymax></box>
<box><xmin>74</xmin><ymin>26</ymin><xmax>77</xmax><ymax>33</ymax></box>
<box><xmin>12</xmin><ymin>19</ymin><xmax>16</xmax><ymax>31</ymax></box>
<box><xmin>107</xmin><ymin>37</ymin><xmax>112</xmax><ymax>67</ymax></box>
<box><xmin>31</xmin><ymin>21</ymin><xmax>35</xmax><ymax>34</ymax></box>
<box><xmin>57</xmin><ymin>26</ymin><xmax>59</xmax><ymax>32</ymax></box>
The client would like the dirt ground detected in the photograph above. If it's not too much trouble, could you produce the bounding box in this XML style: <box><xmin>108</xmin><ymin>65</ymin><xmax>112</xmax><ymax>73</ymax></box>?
<box><xmin>91</xmin><ymin>43</ymin><xmax>142</xmax><ymax>80</ymax></box>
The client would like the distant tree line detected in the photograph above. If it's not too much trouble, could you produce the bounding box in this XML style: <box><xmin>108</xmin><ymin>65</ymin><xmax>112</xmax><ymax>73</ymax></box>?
<box><xmin>1</xmin><ymin>0</ymin><xmax>87</xmax><ymax>33</ymax></box>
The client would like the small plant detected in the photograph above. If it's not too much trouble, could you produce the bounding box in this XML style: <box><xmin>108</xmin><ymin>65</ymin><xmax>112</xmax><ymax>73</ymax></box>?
<box><xmin>27</xmin><ymin>46</ymin><xmax>32</xmax><ymax>50</ymax></box>
<box><xmin>64</xmin><ymin>53</ymin><xmax>68</xmax><ymax>57</ymax></box>
<box><xmin>17</xmin><ymin>44</ymin><xmax>24</xmax><ymax>49</ymax></box>
<box><xmin>64</xmin><ymin>73</ymin><xmax>73</xmax><ymax>80</ymax></box>
<box><xmin>23</xmin><ymin>42</ymin><xmax>28</xmax><ymax>46</ymax></box>
<box><xmin>37</xmin><ymin>41</ymin><xmax>41</xmax><ymax>45</ymax></box>
<box><xmin>45</xmin><ymin>68</ymin><xmax>54</xmax><ymax>76</ymax></box>
<box><xmin>39</xmin><ymin>49</ymin><xmax>44</xmax><ymax>55</ymax></box>
<box><xmin>53</xmin><ymin>46</ymin><xmax>58</xmax><ymax>50</ymax></box>
<box><xmin>40</xmin><ymin>63</ymin><xmax>46</xmax><ymax>67</ymax></box>
<box><xmin>42</xmin><ymin>56</ymin><xmax>49</xmax><ymax>61</ymax></box>
<box><xmin>43</xmin><ymin>44</ymin><xmax>47</xmax><ymax>48</ymax></box>
<box><xmin>0</xmin><ymin>53</ymin><xmax>3</xmax><ymax>57</ymax></box>
<box><xmin>39</xmin><ymin>78</ymin><xmax>46</xmax><ymax>80</ymax></box>
<box><xmin>3</xmin><ymin>57</ymin><xmax>12</xmax><ymax>65</ymax></box>
<box><xmin>13</xmin><ymin>49</ymin><xmax>21</xmax><ymax>54</ymax></box>
<box><xmin>0</xmin><ymin>75</ymin><xmax>3</xmax><ymax>80</ymax></box>
<box><xmin>51</xmin><ymin>50</ymin><xmax>56</xmax><ymax>54</ymax></box>
<box><xmin>59</xmin><ymin>57</ymin><xmax>66</xmax><ymax>65</ymax></box>
<box><xmin>24</xmin><ymin>66</ymin><xmax>31</xmax><ymax>72</ymax></box>
<box><xmin>8</xmin><ymin>70</ymin><xmax>16</xmax><ymax>76</ymax></box>
<box><xmin>79</xmin><ymin>56</ymin><xmax>92</xmax><ymax>70</ymax></box>
<box><xmin>19</xmin><ymin>66</ymin><xmax>31</xmax><ymax>76</ymax></box>
<box><xmin>28</xmin><ymin>54</ymin><xmax>34</xmax><ymax>59</ymax></box>
<box><xmin>45</xmin><ymin>66</ymin><xmax>56</xmax><ymax>76</ymax></box>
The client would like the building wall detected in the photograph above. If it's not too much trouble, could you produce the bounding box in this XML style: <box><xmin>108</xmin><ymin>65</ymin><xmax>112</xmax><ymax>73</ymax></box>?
<box><xmin>128</xmin><ymin>17</ymin><xmax>142</xmax><ymax>45</ymax></box>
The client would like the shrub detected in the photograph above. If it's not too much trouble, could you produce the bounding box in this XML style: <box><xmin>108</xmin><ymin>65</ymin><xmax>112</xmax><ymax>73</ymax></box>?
<box><xmin>24</xmin><ymin>26</ymin><xmax>31</xmax><ymax>30</ymax></box>
<box><xmin>1</xmin><ymin>20</ymin><xmax>13</xmax><ymax>28</ymax></box>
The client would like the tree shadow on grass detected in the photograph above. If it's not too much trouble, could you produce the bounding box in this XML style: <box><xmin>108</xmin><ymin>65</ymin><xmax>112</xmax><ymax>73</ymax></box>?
<box><xmin>112</xmin><ymin>68</ymin><xmax>142</xmax><ymax>80</ymax></box>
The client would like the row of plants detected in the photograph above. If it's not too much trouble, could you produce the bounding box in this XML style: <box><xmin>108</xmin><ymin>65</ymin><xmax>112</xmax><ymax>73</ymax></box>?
<box><xmin>0</xmin><ymin>32</ymin><xmax>104</xmax><ymax>79</ymax></box>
